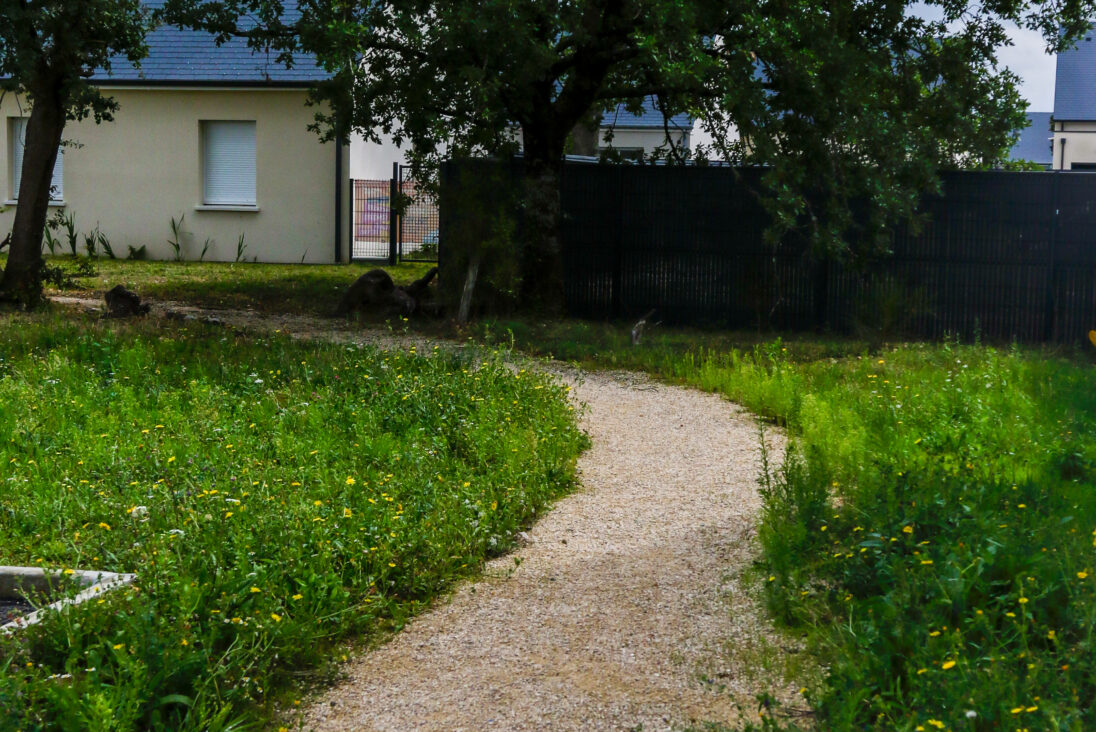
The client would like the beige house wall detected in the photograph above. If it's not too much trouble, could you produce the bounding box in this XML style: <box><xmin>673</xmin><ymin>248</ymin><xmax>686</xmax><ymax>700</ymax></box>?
<box><xmin>1</xmin><ymin>88</ymin><xmax>350</xmax><ymax>263</ymax></box>
<box><xmin>1051</xmin><ymin>120</ymin><xmax>1096</xmax><ymax>170</ymax></box>
<box><xmin>598</xmin><ymin>128</ymin><xmax>689</xmax><ymax>157</ymax></box>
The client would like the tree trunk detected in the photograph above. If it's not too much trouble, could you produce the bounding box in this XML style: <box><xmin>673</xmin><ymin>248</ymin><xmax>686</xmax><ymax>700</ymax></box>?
<box><xmin>0</xmin><ymin>96</ymin><xmax>65</xmax><ymax>309</ymax></box>
<box><xmin>569</xmin><ymin>111</ymin><xmax>602</xmax><ymax>157</ymax></box>
<box><xmin>520</xmin><ymin>126</ymin><xmax>566</xmax><ymax>314</ymax></box>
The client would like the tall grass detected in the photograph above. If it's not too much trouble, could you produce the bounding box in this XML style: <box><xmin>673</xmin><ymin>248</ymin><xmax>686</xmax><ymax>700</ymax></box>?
<box><xmin>0</xmin><ymin>314</ymin><xmax>586</xmax><ymax>730</ymax></box>
<box><xmin>478</xmin><ymin>317</ymin><xmax>1096</xmax><ymax>729</ymax></box>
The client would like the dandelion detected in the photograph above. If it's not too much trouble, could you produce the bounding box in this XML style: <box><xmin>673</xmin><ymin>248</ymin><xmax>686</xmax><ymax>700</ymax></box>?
<box><xmin>292</xmin><ymin>594</ymin><xmax>303</xmax><ymax>600</ymax></box>
<box><xmin>345</xmin><ymin>477</ymin><xmax>355</xmax><ymax>485</ymax></box>
<box><xmin>1011</xmin><ymin>707</ymin><xmax>1024</xmax><ymax>714</ymax></box>
<box><xmin>167</xmin><ymin>456</ymin><xmax>176</xmax><ymax>464</ymax></box>
<box><xmin>1018</xmin><ymin>597</ymin><xmax>1029</xmax><ymax>605</ymax></box>
<box><xmin>250</xmin><ymin>587</ymin><xmax>261</xmax><ymax>593</ymax></box>
<box><xmin>270</xmin><ymin>613</ymin><xmax>282</xmax><ymax>623</ymax></box>
<box><xmin>921</xmin><ymin>559</ymin><xmax>933</xmax><ymax>565</ymax></box>
<box><xmin>98</xmin><ymin>522</ymin><xmax>111</xmax><ymax>531</ymax></box>
<box><xmin>181</xmin><ymin>639</ymin><xmax>188</xmax><ymax>646</ymax></box>
<box><xmin>1078</xmin><ymin>571</ymin><xmax>1088</xmax><ymax>579</ymax></box>
<box><xmin>314</xmin><ymin>500</ymin><xmax>324</xmax><ymax>506</ymax></box>
<box><xmin>927</xmin><ymin>721</ymin><xmax>944</xmax><ymax>729</ymax></box>
<box><xmin>941</xmin><ymin>660</ymin><xmax>956</xmax><ymax>670</ymax></box>
<box><xmin>343</xmin><ymin>507</ymin><xmax>353</xmax><ymax>518</ymax></box>
<box><xmin>113</xmin><ymin>644</ymin><xmax>125</xmax><ymax>650</ymax></box>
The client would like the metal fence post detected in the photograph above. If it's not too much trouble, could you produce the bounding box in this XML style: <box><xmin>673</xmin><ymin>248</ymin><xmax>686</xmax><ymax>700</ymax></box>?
<box><xmin>1044</xmin><ymin>170</ymin><xmax>1061</xmax><ymax>341</ymax></box>
<box><xmin>388</xmin><ymin>162</ymin><xmax>399</xmax><ymax>266</ymax></box>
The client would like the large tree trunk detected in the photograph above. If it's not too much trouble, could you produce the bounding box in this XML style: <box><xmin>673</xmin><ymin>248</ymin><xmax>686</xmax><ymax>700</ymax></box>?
<box><xmin>520</xmin><ymin>126</ymin><xmax>566</xmax><ymax>314</ymax></box>
<box><xmin>0</xmin><ymin>95</ymin><xmax>65</xmax><ymax>309</ymax></box>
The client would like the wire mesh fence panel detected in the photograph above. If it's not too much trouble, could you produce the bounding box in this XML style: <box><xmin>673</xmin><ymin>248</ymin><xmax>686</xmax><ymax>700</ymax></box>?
<box><xmin>397</xmin><ymin>170</ymin><xmax>440</xmax><ymax>263</ymax></box>
<box><xmin>352</xmin><ymin>179</ymin><xmax>392</xmax><ymax>261</ymax></box>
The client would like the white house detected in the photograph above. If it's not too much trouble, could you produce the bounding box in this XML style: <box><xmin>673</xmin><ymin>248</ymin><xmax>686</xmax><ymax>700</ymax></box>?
<box><xmin>1</xmin><ymin>1</ymin><xmax>351</xmax><ymax>263</ymax></box>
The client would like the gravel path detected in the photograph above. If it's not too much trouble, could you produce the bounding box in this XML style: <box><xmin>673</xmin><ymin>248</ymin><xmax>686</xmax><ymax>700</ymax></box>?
<box><xmin>53</xmin><ymin>295</ymin><xmax>794</xmax><ymax>730</ymax></box>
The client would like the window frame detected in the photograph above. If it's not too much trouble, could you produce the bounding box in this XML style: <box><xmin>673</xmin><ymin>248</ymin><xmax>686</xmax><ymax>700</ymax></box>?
<box><xmin>8</xmin><ymin>117</ymin><xmax>64</xmax><ymax>204</ymax></box>
<box><xmin>199</xmin><ymin>119</ymin><xmax>258</xmax><ymax>209</ymax></box>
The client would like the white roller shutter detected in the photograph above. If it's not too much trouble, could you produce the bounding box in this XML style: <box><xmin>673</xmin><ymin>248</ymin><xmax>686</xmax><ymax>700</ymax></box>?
<box><xmin>202</xmin><ymin>121</ymin><xmax>256</xmax><ymax>206</ymax></box>
<box><xmin>10</xmin><ymin>117</ymin><xmax>63</xmax><ymax>201</ymax></box>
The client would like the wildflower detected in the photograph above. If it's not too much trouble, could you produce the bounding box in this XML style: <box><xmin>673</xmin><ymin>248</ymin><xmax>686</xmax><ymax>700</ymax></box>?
<box><xmin>270</xmin><ymin>613</ymin><xmax>282</xmax><ymax>623</ymax></box>
<box><xmin>1078</xmin><ymin>571</ymin><xmax>1088</xmax><ymax>579</ymax></box>
<box><xmin>291</xmin><ymin>594</ymin><xmax>303</xmax><ymax>601</ymax></box>
<box><xmin>929</xmin><ymin>631</ymin><xmax>940</xmax><ymax>637</ymax></box>
<box><xmin>98</xmin><ymin>522</ymin><xmax>111</xmax><ymax>531</ymax></box>
<box><xmin>314</xmin><ymin>500</ymin><xmax>324</xmax><ymax>506</ymax></box>
<box><xmin>250</xmin><ymin>587</ymin><xmax>261</xmax><ymax>593</ymax></box>
<box><xmin>167</xmin><ymin>456</ymin><xmax>176</xmax><ymax>464</ymax></box>
<box><xmin>921</xmin><ymin>559</ymin><xmax>933</xmax><ymax>565</ymax></box>
<box><xmin>1026</xmin><ymin>706</ymin><xmax>1038</xmax><ymax>713</ymax></box>
<box><xmin>927</xmin><ymin>721</ymin><xmax>944</xmax><ymax>729</ymax></box>
<box><xmin>1018</xmin><ymin>597</ymin><xmax>1029</xmax><ymax>605</ymax></box>
<box><xmin>113</xmin><ymin>644</ymin><xmax>125</xmax><ymax>650</ymax></box>
<box><xmin>1047</xmin><ymin>630</ymin><xmax>1056</xmax><ymax>640</ymax></box>
<box><xmin>941</xmin><ymin>660</ymin><xmax>956</xmax><ymax>670</ymax></box>
<box><xmin>181</xmin><ymin>639</ymin><xmax>188</xmax><ymax>646</ymax></box>
<box><xmin>1011</xmin><ymin>707</ymin><xmax>1024</xmax><ymax>714</ymax></box>
<box><xmin>345</xmin><ymin>477</ymin><xmax>356</xmax><ymax>486</ymax></box>
<box><xmin>343</xmin><ymin>508</ymin><xmax>353</xmax><ymax>518</ymax></box>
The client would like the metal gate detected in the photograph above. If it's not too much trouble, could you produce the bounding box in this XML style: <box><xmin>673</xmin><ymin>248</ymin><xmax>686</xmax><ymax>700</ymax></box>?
<box><xmin>351</xmin><ymin>163</ymin><xmax>439</xmax><ymax>264</ymax></box>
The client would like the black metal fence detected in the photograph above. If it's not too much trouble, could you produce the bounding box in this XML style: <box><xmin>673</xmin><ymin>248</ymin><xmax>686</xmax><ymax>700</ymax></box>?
<box><xmin>442</xmin><ymin>160</ymin><xmax>1096</xmax><ymax>343</ymax></box>
<box><xmin>351</xmin><ymin>164</ymin><xmax>439</xmax><ymax>264</ymax></box>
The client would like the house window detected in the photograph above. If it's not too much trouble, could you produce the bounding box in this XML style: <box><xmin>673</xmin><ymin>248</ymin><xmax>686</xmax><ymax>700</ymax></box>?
<box><xmin>9</xmin><ymin>117</ymin><xmax>63</xmax><ymax>202</ymax></box>
<box><xmin>201</xmin><ymin>121</ymin><xmax>256</xmax><ymax>206</ymax></box>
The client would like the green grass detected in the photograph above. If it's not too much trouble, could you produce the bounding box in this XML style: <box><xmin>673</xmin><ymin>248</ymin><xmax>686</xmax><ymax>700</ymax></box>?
<box><xmin>34</xmin><ymin>256</ymin><xmax>434</xmax><ymax>316</ymax></box>
<box><xmin>0</xmin><ymin>312</ymin><xmax>586</xmax><ymax>731</ymax></box>
<box><xmin>476</xmin><ymin>318</ymin><xmax>1096</xmax><ymax>730</ymax></box>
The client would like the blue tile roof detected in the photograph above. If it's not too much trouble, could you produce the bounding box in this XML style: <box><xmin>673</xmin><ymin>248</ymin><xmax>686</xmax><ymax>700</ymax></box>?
<box><xmin>602</xmin><ymin>97</ymin><xmax>693</xmax><ymax>131</ymax></box>
<box><xmin>93</xmin><ymin>0</ymin><xmax>329</xmax><ymax>86</ymax></box>
<box><xmin>1009</xmin><ymin>112</ymin><xmax>1053</xmax><ymax>165</ymax></box>
<box><xmin>1054</xmin><ymin>31</ymin><xmax>1096</xmax><ymax>120</ymax></box>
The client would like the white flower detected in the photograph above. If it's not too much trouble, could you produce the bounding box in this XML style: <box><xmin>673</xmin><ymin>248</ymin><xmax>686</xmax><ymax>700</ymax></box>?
<box><xmin>965</xmin><ymin>711</ymin><xmax>977</xmax><ymax>719</ymax></box>
<box><xmin>129</xmin><ymin>505</ymin><xmax>148</xmax><ymax>519</ymax></box>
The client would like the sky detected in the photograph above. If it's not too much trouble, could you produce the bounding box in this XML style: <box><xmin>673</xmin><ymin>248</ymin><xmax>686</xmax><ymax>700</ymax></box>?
<box><xmin>992</xmin><ymin>24</ymin><xmax>1057</xmax><ymax>112</ymax></box>
<box><xmin>911</xmin><ymin>3</ymin><xmax>1058</xmax><ymax>112</ymax></box>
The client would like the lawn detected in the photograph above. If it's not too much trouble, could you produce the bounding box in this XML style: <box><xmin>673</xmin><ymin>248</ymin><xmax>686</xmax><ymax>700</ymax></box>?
<box><xmin>32</xmin><ymin>256</ymin><xmax>434</xmax><ymax>316</ymax></box>
<box><xmin>0</xmin><ymin>312</ymin><xmax>586</xmax><ymax>731</ymax></box>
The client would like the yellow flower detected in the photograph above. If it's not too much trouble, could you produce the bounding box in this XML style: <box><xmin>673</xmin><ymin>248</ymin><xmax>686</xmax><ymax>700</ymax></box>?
<box><xmin>291</xmin><ymin>593</ymin><xmax>303</xmax><ymax>601</ymax></box>
<box><xmin>224</xmin><ymin>512</ymin><xmax>233</xmax><ymax>519</ymax></box>
<box><xmin>181</xmin><ymin>639</ymin><xmax>188</xmax><ymax>646</ymax></box>
<box><xmin>916</xmin><ymin>668</ymin><xmax>927</xmax><ymax>674</ymax></box>
<box><xmin>345</xmin><ymin>477</ymin><xmax>355</xmax><ymax>486</ymax></box>
<box><xmin>167</xmin><ymin>456</ymin><xmax>176</xmax><ymax>464</ymax></box>
<box><xmin>1078</xmin><ymin>571</ymin><xmax>1088</xmax><ymax>579</ymax></box>
<box><xmin>1026</xmin><ymin>706</ymin><xmax>1038</xmax><ymax>713</ymax></box>
<box><xmin>250</xmin><ymin>587</ymin><xmax>261</xmax><ymax>593</ymax></box>
<box><xmin>343</xmin><ymin>508</ymin><xmax>353</xmax><ymax>518</ymax></box>
<box><xmin>1018</xmin><ymin>597</ymin><xmax>1029</xmax><ymax>605</ymax></box>
<box><xmin>270</xmin><ymin>613</ymin><xmax>282</xmax><ymax>623</ymax></box>
<box><xmin>388</xmin><ymin>562</ymin><xmax>396</xmax><ymax>567</ymax></box>
<box><xmin>98</xmin><ymin>522</ymin><xmax>111</xmax><ymax>530</ymax></box>
<box><xmin>927</xmin><ymin>721</ymin><xmax>945</xmax><ymax>729</ymax></box>
<box><xmin>921</xmin><ymin>559</ymin><xmax>933</xmax><ymax>565</ymax></box>
<box><xmin>929</xmin><ymin>631</ymin><xmax>940</xmax><ymax>637</ymax></box>
<box><xmin>113</xmin><ymin>643</ymin><xmax>125</xmax><ymax>650</ymax></box>
<box><xmin>941</xmin><ymin>660</ymin><xmax>956</xmax><ymax>670</ymax></box>
<box><xmin>1047</xmin><ymin>630</ymin><xmax>1056</xmax><ymax>640</ymax></box>
<box><xmin>1011</xmin><ymin>707</ymin><xmax>1024</xmax><ymax>714</ymax></box>
<box><xmin>314</xmin><ymin>500</ymin><xmax>323</xmax><ymax>506</ymax></box>
<box><xmin>902</xmin><ymin>525</ymin><xmax>914</xmax><ymax>534</ymax></box>
<box><xmin>820</xmin><ymin>525</ymin><xmax>828</xmax><ymax>532</ymax></box>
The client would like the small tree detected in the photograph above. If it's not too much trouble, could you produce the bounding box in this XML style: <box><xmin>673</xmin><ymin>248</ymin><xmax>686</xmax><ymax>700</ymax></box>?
<box><xmin>0</xmin><ymin>0</ymin><xmax>151</xmax><ymax>309</ymax></box>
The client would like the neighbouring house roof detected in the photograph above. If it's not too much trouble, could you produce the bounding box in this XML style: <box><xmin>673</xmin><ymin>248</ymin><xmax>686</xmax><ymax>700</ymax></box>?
<box><xmin>92</xmin><ymin>0</ymin><xmax>330</xmax><ymax>87</ymax></box>
<box><xmin>1009</xmin><ymin>112</ymin><xmax>1053</xmax><ymax>165</ymax></box>
<box><xmin>1054</xmin><ymin>31</ymin><xmax>1096</xmax><ymax>120</ymax></box>
<box><xmin>602</xmin><ymin>97</ymin><xmax>693</xmax><ymax>132</ymax></box>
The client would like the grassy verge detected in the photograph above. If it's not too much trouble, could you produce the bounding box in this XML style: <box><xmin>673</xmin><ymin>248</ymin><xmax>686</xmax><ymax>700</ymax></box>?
<box><xmin>479</xmin><ymin>318</ymin><xmax>1096</xmax><ymax>729</ymax></box>
<box><xmin>29</xmin><ymin>256</ymin><xmax>434</xmax><ymax>315</ymax></box>
<box><xmin>0</xmin><ymin>312</ymin><xmax>586</xmax><ymax>731</ymax></box>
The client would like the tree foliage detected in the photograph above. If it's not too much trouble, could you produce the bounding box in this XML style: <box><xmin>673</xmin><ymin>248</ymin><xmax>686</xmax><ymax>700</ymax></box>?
<box><xmin>0</xmin><ymin>0</ymin><xmax>151</xmax><ymax>308</ymax></box>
